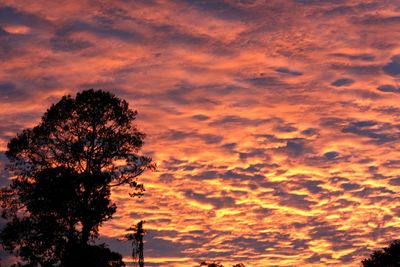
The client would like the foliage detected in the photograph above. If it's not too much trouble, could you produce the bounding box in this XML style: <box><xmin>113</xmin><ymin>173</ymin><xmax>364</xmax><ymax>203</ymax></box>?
<box><xmin>199</xmin><ymin>261</ymin><xmax>245</xmax><ymax>267</ymax></box>
<box><xmin>361</xmin><ymin>240</ymin><xmax>400</xmax><ymax>267</ymax></box>
<box><xmin>63</xmin><ymin>244</ymin><xmax>125</xmax><ymax>267</ymax></box>
<box><xmin>200</xmin><ymin>262</ymin><xmax>224</xmax><ymax>267</ymax></box>
<box><xmin>0</xmin><ymin>89</ymin><xmax>154</xmax><ymax>266</ymax></box>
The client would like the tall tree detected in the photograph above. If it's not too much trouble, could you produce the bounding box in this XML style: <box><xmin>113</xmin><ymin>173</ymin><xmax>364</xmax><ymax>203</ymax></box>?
<box><xmin>0</xmin><ymin>89</ymin><xmax>154</xmax><ymax>266</ymax></box>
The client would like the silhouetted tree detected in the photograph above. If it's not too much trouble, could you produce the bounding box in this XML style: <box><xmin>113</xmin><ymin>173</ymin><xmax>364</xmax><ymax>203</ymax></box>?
<box><xmin>362</xmin><ymin>240</ymin><xmax>400</xmax><ymax>267</ymax></box>
<box><xmin>126</xmin><ymin>220</ymin><xmax>146</xmax><ymax>267</ymax></box>
<box><xmin>64</xmin><ymin>244</ymin><xmax>125</xmax><ymax>267</ymax></box>
<box><xmin>199</xmin><ymin>261</ymin><xmax>245</xmax><ymax>267</ymax></box>
<box><xmin>0</xmin><ymin>89</ymin><xmax>154</xmax><ymax>266</ymax></box>
<box><xmin>200</xmin><ymin>261</ymin><xmax>224</xmax><ymax>267</ymax></box>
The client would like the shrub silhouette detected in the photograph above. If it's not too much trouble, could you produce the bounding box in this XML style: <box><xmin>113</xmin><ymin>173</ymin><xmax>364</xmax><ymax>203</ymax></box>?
<box><xmin>200</xmin><ymin>262</ymin><xmax>224</xmax><ymax>267</ymax></box>
<box><xmin>199</xmin><ymin>261</ymin><xmax>245</xmax><ymax>267</ymax></box>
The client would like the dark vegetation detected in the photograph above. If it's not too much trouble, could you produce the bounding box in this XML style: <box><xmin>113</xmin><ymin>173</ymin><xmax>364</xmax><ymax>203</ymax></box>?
<box><xmin>0</xmin><ymin>89</ymin><xmax>396</xmax><ymax>267</ymax></box>
<box><xmin>125</xmin><ymin>220</ymin><xmax>145</xmax><ymax>267</ymax></box>
<box><xmin>0</xmin><ymin>90</ymin><xmax>154</xmax><ymax>266</ymax></box>
<box><xmin>200</xmin><ymin>262</ymin><xmax>245</xmax><ymax>267</ymax></box>
<box><xmin>361</xmin><ymin>240</ymin><xmax>400</xmax><ymax>267</ymax></box>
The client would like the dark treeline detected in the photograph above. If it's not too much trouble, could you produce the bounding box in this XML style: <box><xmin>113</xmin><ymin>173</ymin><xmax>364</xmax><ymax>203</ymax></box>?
<box><xmin>0</xmin><ymin>89</ymin><xmax>397</xmax><ymax>267</ymax></box>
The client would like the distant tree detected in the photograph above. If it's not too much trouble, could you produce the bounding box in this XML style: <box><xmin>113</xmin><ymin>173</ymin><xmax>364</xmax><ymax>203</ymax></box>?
<box><xmin>199</xmin><ymin>261</ymin><xmax>245</xmax><ymax>267</ymax></box>
<box><xmin>0</xmin><ymin>89</ymin><xmax>154</xmax><ymax>266</ymax></box>
<box><xmin>125</xmin><ymin>220</ymin><xmax>146</xmax><ymax>267</ymax></box>
<box><xmin>361</xmin><ymin>240</ymin><xmax>400</xmax><ymax>267</ymax></box>
<box><xmin>200</xmin><ymin>261</ymin><xmax>224</xmax><ymax>267</ymax></box>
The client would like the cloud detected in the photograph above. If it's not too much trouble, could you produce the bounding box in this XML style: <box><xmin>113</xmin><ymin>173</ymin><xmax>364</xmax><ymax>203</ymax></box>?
<box><xmin>0</xmin><ymin>27</ymin><xmax>10</xmax><ymax>36</ymax></box>
<box><xmin>0</xmin><ymin>82</ymin><xmax>15</xmax><ymax>91</ymax></box>
<box><xmin>320</xmin><ymin>2</ymin><xmax>379</xmax><ymax>17</ymax></box>
<box><xmin>295</xmin><ymin>0</ymin><xmax>344</xmax><ymax>4</ymax></box>
<box><xmin>330</xmin><ymin>53</ymin><xmax>375</xmax><ymax>61</ymax></box>
<box><xmin>162</xmin><ymin>130</ymin><xmax>223</xmax><ymax>144</ymax></box>
<box><xmin>210</xmin><ymin>115</ymin><xmax>269</xmax><ymax>127</ymax></box>
<box><xmin>275</xmin><ymin>138</ymin><xmax>314</xmax><ymax>157</ymax></box>
<box><xmin>331</xmin><ymin>78</ymin><xmax>354</xmax><ymax>87</ymax></box>
<box><xmin>383</xmin><ymin>55</ymin><xmax>400</xmax><ymax>76</ymax></box>
<box><xmin>0</xmin><ymin>6</ymin><xmax>49</xmax><ymax>28</ymax></box>
<box><xmin>275</xmin><ymin>67</ymin><xmax>303</xmax><ymax>76</ymax></box>
<box><xmin>245</xmin><ymin>75</ymin><xmax>284</xmax><ymax>87</ymax></box>
<box><xmin>377</xmin><ymin>85</ymin><xmax>400</xmax><ymax>93</ymax></box>
<box><xmin>342</xmin><ymin>120</ymin><xmax>400</xmax><ymax>144</ymax></box>
<box><xmin>324</xmin><ymin>151</ymin><xmax>339</xmax><ymax>160</ymax></box>
<box><xmin>184</xmin><ymin>189</ymin><xmax>236</xmax><ymax>209</ymax></box>
<box><xmin>191</xmin><ymin>114</ymin><xmax>210</xmax><ymax>121</ymax></box>
<box><xmin>50</xmin><ymin>37</ymin><xmax>93</xmax><ymax>52</ymax></box>
<box><xmin>273</xmin><ymin>123</ymin><xmax>298</xmax><ymax>133</ymax></box>
<box><xmin>277</xmin><ymin>191</ymin><xmax>317</xmax><ymax>210</ymax></box>
<box><xmin>330</xmin><ymin>63</ymin><xmax>381</xmax><ymax>75</ymax></box>
<box><xmin>340</xmin><ymin>182</ymin><xmax>361</xmax><ymax>191</ymax></box>
<box><xmin>0</xmin><ymin>82</ymin><xmax>31</xmax><ymax>102</ymax></box>
<box><xmin>1</xmin><ymin>1</ymin><xmax>400</xmax><ymax>266</ymax></box>
<box><xmin>221</xmin><ymin>169</ymin><xmax>265</xmax><ymax>182</ymax></box>
<box><xmin>355</xmin><ymin>15</ymin><xmax>400</xmax><ymax>25</ymax></box>
<box><xmin>158</xmin><ymin>173</ymin><xmax>175</xmax><ymax>183</ymax></box>
<box><xmin>191</xmin><ymin>170</ymin><xmax>219</xmax><ymax>180</ymax></box>
<box><xmin>301</xmin><ymin>128</ymin><xmax>318</xmax><ymax>136</ymax></box>
<box><xmin>148</xmin><ymin>23</ymin><xmax>210</xmax><ymax>46</ymax></box>
<box><xmin>239</xmin><ymin>148</ymin><xmax>269</xmax><ymax>161</ymax></box>
<box><xmin>56</xmin><ymin>21</ymin><xmax>142</xmax><ymax>43</ymax></box>
<box><xmin>179</xmin><ymin>0</ymin><xmax>254</xmax><ymax>21</ymax></box>
<box><xmin>344</xmin><ymin>89</ymin><xmax>381</xmax><ymax>100</ymax></box>
<box><xmin>388</xmin><ymin>178</ymin><xmax>400</xmax><ymax>186</ymax></box>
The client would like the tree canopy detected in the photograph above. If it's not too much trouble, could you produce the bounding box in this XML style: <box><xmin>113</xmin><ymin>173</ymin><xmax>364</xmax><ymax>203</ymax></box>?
<box><xmin>0</xmin><ymin>89</ymin><xmax>154</xmax><ymax>266</ymax></box>
<box><xmin>361</xmin><ymin>240</ymin><xmax>400</xmax><ymax>267</ymax></box>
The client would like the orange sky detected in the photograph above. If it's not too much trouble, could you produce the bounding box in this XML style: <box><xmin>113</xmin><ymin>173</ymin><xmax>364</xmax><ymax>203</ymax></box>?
<box><xmin>1</xmin><ymin>0</ymin><xmax>400</xmax><ymax>266</ymax></box>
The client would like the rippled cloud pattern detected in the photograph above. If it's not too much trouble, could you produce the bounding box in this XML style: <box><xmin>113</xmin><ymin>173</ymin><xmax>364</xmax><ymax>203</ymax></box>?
<box><xmin>1</xmin><ymin>0</ymin><xmax>400</xmax><ymax>266</ymax></box>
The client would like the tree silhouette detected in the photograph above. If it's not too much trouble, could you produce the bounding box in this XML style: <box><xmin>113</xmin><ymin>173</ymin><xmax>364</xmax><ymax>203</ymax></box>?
<box><xmin>361</xmin><ymin>240</ymin><xmax>400</xmax><ymax>266</ymax></box>
<box><xmin>199</xmin><ymin>261</ymin><xmax>245</xmax><ymax>267</ymax></box>
<box><xmin>125</xmin><ymin>220</ymin><xmax>145</xmax><ymax>267</ymax></box>
<box><xmin>200</xmin><ymin>261</ymin><xmax>224</xmax><ymax>267</ymax></box>
<box><xmin>0</xmin><ymin>89</ymin><xmax>154</xmax><ymax>266</ymax></box>
<box><xmin>64</xmin><ymin>244</ymin><xmax>125</xmax><ymax>267</ymax></box>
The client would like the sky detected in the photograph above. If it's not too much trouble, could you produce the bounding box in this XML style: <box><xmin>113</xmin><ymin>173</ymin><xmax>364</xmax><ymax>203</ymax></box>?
<box><xmin>1</xmin><ymin>0</ymin><xmax>400</xmax><ymax>266</ymax></box>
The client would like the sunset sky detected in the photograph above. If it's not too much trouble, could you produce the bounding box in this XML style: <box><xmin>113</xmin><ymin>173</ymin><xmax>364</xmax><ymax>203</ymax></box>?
<box><xmin>1</xmin><ymin>0</ymin><xmax>400</xmax><ymax>266</ymax></box>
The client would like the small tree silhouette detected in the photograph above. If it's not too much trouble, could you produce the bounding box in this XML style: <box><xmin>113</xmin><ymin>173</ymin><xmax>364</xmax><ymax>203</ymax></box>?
<box><xmin>199</xmin><ymin>261</ymin><xmax>245</xmax><ymax>267</ymax></box>
<box><xmin>0</xmin><ymin>89</ymin><xmax>154</xmax><ymax>266</ymax></box>
<box><xmin>361</xmin><ymin>240</ymin><xmax>400</xmax><ymax>266</ymax></box>
<box><xmin>200</xmin><ymin>261</ymin><xmax>224</xmax><ymax>267</ymax></box>
<box><xmin>126</xmin><ymin>220</ymin><xmax>146</xmax><ymax>267</ymax></box>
